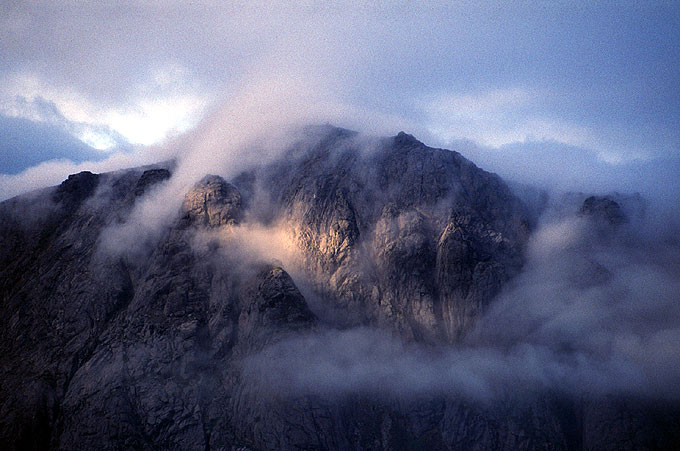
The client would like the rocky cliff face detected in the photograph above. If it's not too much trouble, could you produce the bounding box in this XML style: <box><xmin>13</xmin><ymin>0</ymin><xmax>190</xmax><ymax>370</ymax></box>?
<box><xmin>0</xmin><ymin>126</ymin><xmax>677</xmax><ymax>449</ymax></box>
<box><xmin>240</xmin><ymin>128</ymin><xmax>531</xmax><ymax>342</ymax></box>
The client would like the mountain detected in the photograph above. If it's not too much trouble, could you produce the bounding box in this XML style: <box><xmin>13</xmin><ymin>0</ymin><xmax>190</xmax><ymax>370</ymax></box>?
<box><xmin>0</xmin><ymin>126</ymin><xmax>678</xmax><ymax>449</ymax></box>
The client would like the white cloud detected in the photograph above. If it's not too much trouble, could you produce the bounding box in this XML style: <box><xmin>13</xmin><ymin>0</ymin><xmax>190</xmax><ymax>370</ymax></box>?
<box><xmin>423</xmin><ymin>87</ymin><xmax>598</xmax><ymax>149</ymax></box>
<box><xmin>77</xmin><ymin>129</ymin><xmax>117</xmax><ymax>150</ymax></box>
<box><xmin>421</xmin><ymin>86</ymin><xmax>667</xmax><ymax>166</ymax></box>
<box><xmin>0</xmin><ymin>68</ymin><xmax>210</xmax><ymax>150</ymax></box>
<box><xmin>0</xmin><ymin>2</ymin><xmax>677</xmax><ymax>198</ymax></box>
<box><xmin>102</xmin><ymin>94</ymin><xmax>206</xmax><ymax>146</ymax></box>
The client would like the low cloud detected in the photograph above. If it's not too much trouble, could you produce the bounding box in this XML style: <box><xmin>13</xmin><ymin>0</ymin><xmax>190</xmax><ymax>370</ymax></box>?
<box><xmin>93</xmin><ymin>66</ymin><xmax>417</xmax><ymax>256</ymax></box>
<box><xmin>243</xmin><ymin>203</ymin><xmax>680</xmax><ymax>402</ymax></box>
<box><xmin>0</xmin><ymin>142</ymin><xmax>172</xmax><ymax>201</ymax></box>
<box><xmin>422</xmin><ymin>87</ymin><xmax>595</xmax><ymax>149</ymax></box>
<box><xmin>455</xmin><ymin>138</ymin><xmax>680</xmax><ymax>214</ymax></box>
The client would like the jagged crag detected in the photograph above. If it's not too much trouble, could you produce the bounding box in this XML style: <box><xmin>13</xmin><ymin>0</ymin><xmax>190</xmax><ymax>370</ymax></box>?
<box><xmin>0</xmin><ymin>127</ymin><xmax>678</xmax><ymax>449</ymax></box>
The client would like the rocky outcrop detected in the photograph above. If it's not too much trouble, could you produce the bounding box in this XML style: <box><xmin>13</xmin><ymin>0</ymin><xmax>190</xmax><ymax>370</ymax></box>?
<box><xmin>52</xmin><ymin>170</ymin><xmax>100</xmax><ymax>205</ymax></box>
<box><xmin>181</xmin><ymin>175</ymin><xmax>242</xmax><ymax>227</ymax></box>
<box><xmin>436</xmin><ymin>212</ymin><xmax>513</xmax><ymax>339</ymax></box>
<box><xmin>237</xmin><ymin>266</ymin><xmax>316</xmax><ymax>349</ymax></box>
<box><xmin>133</xmin><ymin>168</ymin><xmax>171</xmax><ymax>196</ymax></box>
<box><xmin>579</xmin><ymin>195</ymin><xmax>627</xmax><ymax>225</ymax></box>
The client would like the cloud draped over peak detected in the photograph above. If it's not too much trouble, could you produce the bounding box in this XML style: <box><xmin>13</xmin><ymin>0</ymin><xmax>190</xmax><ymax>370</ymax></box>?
<box><xmin>0</xmin><ymin>1</ymin><xmax>678</xmax><ymax>199</ymax></box>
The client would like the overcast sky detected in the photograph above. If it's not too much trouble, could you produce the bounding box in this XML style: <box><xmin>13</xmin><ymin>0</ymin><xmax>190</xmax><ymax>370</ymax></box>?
<box><xmin>1</xmin><ymin>1</ymin><xmax>679</xmax><ymax>198</ymax></box>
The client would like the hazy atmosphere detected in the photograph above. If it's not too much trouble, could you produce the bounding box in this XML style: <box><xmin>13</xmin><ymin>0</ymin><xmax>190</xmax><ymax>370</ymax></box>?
<box><xmin>2</xmin><ymin>2</ymin><xmax>680</xmax><ymax>449</ymax></box>
<box><xmin>3</xmin><ymin>0</ymin><xmax>680</xmax><ymax>406</ymax></box>
<box><xmin>2</xmin><ymin>2</ymin><xmax>679</xmax><ymax>200</ymax></box>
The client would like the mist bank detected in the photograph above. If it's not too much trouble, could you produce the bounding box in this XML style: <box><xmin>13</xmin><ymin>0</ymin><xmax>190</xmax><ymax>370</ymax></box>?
<box><xmin>457</xmin><ymin>138</ymin><xmax>680</xmax><ymax>216</ymax></box>
<box><xmin>128</xmin><ymin>124</ymin><xmax>680</xmax><ymax>402</ymax></box>
<box><xmin>2</xmin><ymin>124</ymin><xmax>678</xmax><ymax>404</ymax></box>
<box><xmin>243</xmin><ymin>196</ymin><xmax>680</xmax><ymax>401</ymax></box>
<box><xmin>1</xmin><ymin>123</ymin><xmax>679</xmax><ymax>450</ymax></box>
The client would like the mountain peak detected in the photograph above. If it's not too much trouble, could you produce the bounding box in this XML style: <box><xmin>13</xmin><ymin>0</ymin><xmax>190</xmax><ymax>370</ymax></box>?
<box><xmin>181</xmin><ymin>175</ymin><xmax>242</xmax><ymax>227</ymax></box>
<box><xmin>394</xmin><ymin>130</ymin><xmax>421</xmax><ymax>146</ymax></box>
<box><xmin>52</xmin><ymin>170</ymin><xmax>99</xmax><ymax>204</ymax></box>
<box><xmin>1</xmin><ymin>127</ymin><xmax>670</xmax><ymax>449</ymax></box>
<box><xmin>579</xmin><ymin>195</ymin><xmax>627</xmax><ymax>226</ymax></box>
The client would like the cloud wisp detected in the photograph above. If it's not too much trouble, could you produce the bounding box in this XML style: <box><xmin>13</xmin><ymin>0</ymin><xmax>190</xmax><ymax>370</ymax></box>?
<box><xmin>243</xmin><ymin>204</ymin><xmax>680</xmax><ymax>402</ymax></box>
<box><xmin>1</xmin><ymin>2</ymin><xmax>678</xmax><ymax>189</ymax></box>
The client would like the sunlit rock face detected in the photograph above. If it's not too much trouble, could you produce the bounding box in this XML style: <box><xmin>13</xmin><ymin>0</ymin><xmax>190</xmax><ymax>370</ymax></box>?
<box><xmin>181</xmin><ymin>174</ymin><xmax>242</xmax><ymax>228</ymax></box>
<box><xmin>244</xmin><ymin>128</ymin><xmax>531</xmax><ymax>342</ymax></box>
<box><xmin>1</xmin><ymin>126</ymin><xmax>678</xmax><ymax>450</ymax></box>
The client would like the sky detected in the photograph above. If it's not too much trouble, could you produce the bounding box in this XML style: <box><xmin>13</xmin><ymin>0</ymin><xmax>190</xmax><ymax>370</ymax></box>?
<box><xmin>1</xmin><ymin>1</ymin><xmax>679</xmax><ymax>199</ymax></box>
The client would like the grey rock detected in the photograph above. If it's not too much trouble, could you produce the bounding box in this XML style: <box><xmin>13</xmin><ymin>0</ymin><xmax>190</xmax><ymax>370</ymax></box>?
<box><xmin>134</xmin><ymin>168</ymin><xmax>172</xmax><ymax>197</ymax></box>
<box><xmin>182</xmin><ymin>175</ymin><xmax>242</xmax><ymax>227</ymax></box>
<box><xmin>248</xmin><ymin>128</ymin><xmax>531</xmax><ymax>342</ymax></box>
<box><xmin>0</xmin><ymin>126</ymin><xmax>677</xmax><ymax>450</ymax></box>
<box><xmin>52</xmin><ymin>171</ymin><xmax>100</xmax><ymax>205</ymax></box>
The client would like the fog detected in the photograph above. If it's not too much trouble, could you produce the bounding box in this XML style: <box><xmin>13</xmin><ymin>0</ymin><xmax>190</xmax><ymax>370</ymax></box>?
<box><xmin>2</xmin><ymin>2</ymin><xmax>679</xmax><ymax>197</ymax></box>
<box><xmin>243</xmin><ymin>201</ymin><xmax>680</xmax><ymax>401</ymax></box>
<box><xmin>457</xmin><ymin>138</ymin><xmax>680</xmax><ymax>218</ymax></box>
<box><xmin>92</xmin><ymin>71</ymin><xmax>420</xmax><ymax>258</ymax></box>
<box><xmin>74</xmin><ymin>82</ymin><xmax>678</xmax><ymax>403</ymax></box>
<box><xmin>1</xmin><ymin>1</ymin><xmax>679</xmax><ymax>407</ymax></box>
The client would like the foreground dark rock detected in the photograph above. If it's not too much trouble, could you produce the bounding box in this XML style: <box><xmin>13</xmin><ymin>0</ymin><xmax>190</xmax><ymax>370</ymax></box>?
<box><xmin>0</xmin><ymin>127</ymin><xmax>678</xmax><ymax>449</ymax></box>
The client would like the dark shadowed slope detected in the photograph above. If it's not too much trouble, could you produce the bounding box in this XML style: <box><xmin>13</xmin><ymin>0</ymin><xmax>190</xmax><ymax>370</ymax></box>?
<box><xmin>1</xmin><ymin>126</ymin><xmax>678</xmax><ymax>450</ymax></box>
